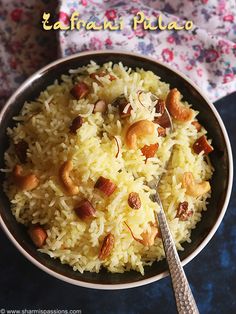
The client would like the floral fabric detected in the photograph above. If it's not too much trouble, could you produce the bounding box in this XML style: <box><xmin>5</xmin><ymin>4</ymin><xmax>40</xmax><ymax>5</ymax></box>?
<box><xmin>58</xmin><ymin>0</ymin><xmax>236</xmax><ymax>102</ymax></box>
<box><xmin>0</xmin><ymin>0</ymin><xmax>235</xmax><ymax>107</ymax></box>
<box><xmin>0</xmin><ymin>0</ymin><xmax>57</xmax><ymax>106</ymax></box>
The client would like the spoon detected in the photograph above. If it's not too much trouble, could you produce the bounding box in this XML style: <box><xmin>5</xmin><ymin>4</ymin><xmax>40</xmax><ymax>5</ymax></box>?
<box><xmin>114</xmin><ymin>92</ymin><xmax>199</xmax><ymax>313</ymax></box>
<box><xmin>149</xmin><ymin>103</ymin><xmax>200</xmax><ymax>314</ymax></box>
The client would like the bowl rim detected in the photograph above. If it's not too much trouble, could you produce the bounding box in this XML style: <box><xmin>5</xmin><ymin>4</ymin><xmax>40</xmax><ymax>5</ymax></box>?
<box><xmin>0</xmin><ymin>50</ymin><xmax>233</xmax><ymax>290</ymax></box>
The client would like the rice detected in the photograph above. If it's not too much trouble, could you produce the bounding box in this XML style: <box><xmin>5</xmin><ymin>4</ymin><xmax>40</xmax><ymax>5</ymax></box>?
<box><xmin>2</xmin><ymin>61</ymin><xmax>214</xmax><ymax>275</ymax></box>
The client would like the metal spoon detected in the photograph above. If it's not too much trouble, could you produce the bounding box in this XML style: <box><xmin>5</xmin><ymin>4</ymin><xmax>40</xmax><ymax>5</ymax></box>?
<box><xmin>113</xmin><ymin>92</ymin><xmax>198</xmax><ymax>312</ymax></box>
<box><xmin>148</xmin><ymin>103</ymin><xmax>200</xmax><ymax>314</ymax></box>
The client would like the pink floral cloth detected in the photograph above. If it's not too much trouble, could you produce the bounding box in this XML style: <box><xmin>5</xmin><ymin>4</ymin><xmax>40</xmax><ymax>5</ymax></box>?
<box><xmin>0</xmin><ymin>0</ymin><xmax>235</xmax><ymax>107</ymax></box>
<box><xmin>58</xmin><ymin>0</ymin><xmax>236</xmax><ymax>101</ymax></box>
<box><xmin>0</xmin><ymin>0</ymin><xmax>57</xmax><ymax>106</ymax></box>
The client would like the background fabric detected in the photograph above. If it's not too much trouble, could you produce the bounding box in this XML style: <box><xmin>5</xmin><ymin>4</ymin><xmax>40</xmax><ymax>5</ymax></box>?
<box><xmin>58</xmin><ymin>0</ymin><xmax>236</xmax><ymax>102</ymax></box>
<box><xmin>0</xmin><ymin>0</ymin><xmax>236</xmax><ymax>104</ymax></box>
<box><xmin>0</xmin><ymin>0</ymin><xmax>58</xmax><ymax>106</ymax></box>
<box><xmin>0</xmin><ymin>0</ymin><xmax>235</xmax><ymax>103</ymax></box>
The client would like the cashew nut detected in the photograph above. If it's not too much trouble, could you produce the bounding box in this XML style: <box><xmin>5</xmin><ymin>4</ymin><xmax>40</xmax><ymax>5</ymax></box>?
<box><xmin>13</xmin><ymin>164</ymin><xmax>39</xmax><ymax>191</ymax></box>
<box><xmin>141</xmin><ymin>226</ymin><xmax>158</xmax><ymax>247</ymax></box>
<box><xmin>166</xmin><ymin>88</ymin><xmax>194</xmax><ymax>122</ymax></box>
<box><xmin>182</xmin><ymin>172</ymin><xmax>211</xmax><ymax>197</ymax></box>
<box><xmin>125</xmin><ymin>120</ymin><xmax>155</xmax><ymax>149</ymax></box>
<box><xmin>59</xmin><ymin>160</ymin><xmax>79</xmax><ymax>195</ymax></box>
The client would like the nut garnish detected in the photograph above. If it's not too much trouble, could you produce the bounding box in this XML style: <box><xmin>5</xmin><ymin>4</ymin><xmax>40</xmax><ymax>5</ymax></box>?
<box><xmin>70</xmin><ymin>82</ymin><xmax>89</xmax><ymax>100</ymax></box>
<box><xmin>126</xmin><ymin>120</ymin><xmax>155</xmax><ymax>149</ymax></box>
<box><xmin>125</xmin><ymin>222</ymin><xmax>158</xmax><ymax>247</ymax></box>
<box><xmin>13</xmin><ymin>164</ymin><xmax>39</xmax><ymax>191</ymax></box>
<box><xmin>157</xmin><ymin>127</ymin><xmax>166</xmax><ymax>137</ymax></box>
<box><xmin>193</xmin><ymin>135</ymin><xmax>213</xmax><ymax>155</ymax></box>
<box><xmin>94</xmin><ymin>176</ymin><xmax>117</xmax><ymax>196</ymax></box>
<box><xmin>74</xmin><ymin>199</ymin><xmax>96</xmax><ymax>220</ymax></box>
<box><xmin>141</xmin><ymin>143</ymin><xmax>159</xmax><ymax>161</ymax></box>
<box><xmin>59</xmin><ymin>160</ymin><xmax>79</xmax><ymax>195</ymax></box>
<box><xmin>113</xmin><ymin>96</ymin><xmax>131</xmax><ymax>118</ymax></box>
<box><xmin>90</xmin><ymin>71</ymin><xmax>116</xmax><ymax>85</ymax></box>
<box><xmin>182</xmin><ymin>172</ymin><xmax>211</xmax><ymax>197</ymax></box>
<box><xmin>166</xmin><ymin>88</ymin><xmax>194</xmax><ymax>122</ymax></box>
<box><xmin>140</xmin><ymin>226</ymin><xmax>158</xmax><ymax>247</ymax></box>
<box><xmin>93</xmin><ymin>100</ymin><xmax>107</xmax><ymax>113</ymax></box>
<box><xmin>154</xmin><ymin>111</ymin><xmax>172</xmax><ymax>129</ymax></box>
<box><xmin>191</xmin><ymin>121</ymin><xmax>202</xmax><ymax>132</ymax></box>
<box><xmin>155</xmin><ymin>99</ymin><xmax>166</xmax><ymax>115</ymax></box>
<box><xmin>28</xmin><ymin>225</ymin><xmax>47</xmax><ymax>248</ymax></box>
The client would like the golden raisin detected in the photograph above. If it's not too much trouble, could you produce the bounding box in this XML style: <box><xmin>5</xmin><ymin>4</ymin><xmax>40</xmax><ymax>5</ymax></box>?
<box><xmin>99</xmin><ymin>233</ymin><xmax>115</xmax><ymax>260</ymax></box>
<box><xmin>128</xmin><ymin>192</ymin><xmax>141</xmax><ymax>209</ymax></box>
<box><xmin>69</xmin><ymin>116</ymin><xmax>83</xmax><ymax>134</ymax></box>
<box><xmin>176</xmin><ymin>201</ymin><xmax>193</xmax><ymax>221</ymax></box>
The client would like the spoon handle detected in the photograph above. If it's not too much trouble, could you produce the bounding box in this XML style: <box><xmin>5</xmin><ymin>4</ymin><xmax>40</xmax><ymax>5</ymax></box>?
<box><xmin>156</xmin><ymin>198</ymin><xmax>200</xmax><ymax>314</ymax></box>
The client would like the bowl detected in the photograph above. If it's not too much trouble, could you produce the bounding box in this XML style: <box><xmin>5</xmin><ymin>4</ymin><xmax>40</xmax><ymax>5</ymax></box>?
<box><xmin>0</xmin><ymin>51</ymin><xmax>233</xmax><ymax>289</ymax></box>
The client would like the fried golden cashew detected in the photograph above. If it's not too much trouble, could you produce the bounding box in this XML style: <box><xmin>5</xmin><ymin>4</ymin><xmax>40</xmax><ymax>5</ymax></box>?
<box><xmin>182</xmin><ymin>172</ymin><xmax>211</xmax><ymax>197</ymax></box>
<box><xmin>59</xmin><ymin>160</ymin><xmax>79</xmax><ymax>195</ymax></box>
<box><xmin>13</xmin><ymin>164</ymin><xmax>39</xmax><ymax>191</ymax></box>
<box><xmin>125</xmin><ymin>120</ymin><xmax>155</xmax><ymax>149</ymax></box>
<box><xmin>140</xmin><ymin>226</ymin><xmax>158</xmax><ymax>247</ymax></box>
<box><xmin>166</xmin><ymin>88</ymin><xmax>194</xmax><ymax>122</ymax></box>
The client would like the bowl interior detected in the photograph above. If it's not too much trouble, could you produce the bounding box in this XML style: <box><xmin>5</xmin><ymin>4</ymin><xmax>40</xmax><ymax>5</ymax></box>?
<box><xmin>0</xmin><ymin>52</ymin><xmax>230</xmax><ymax>286</ymax></box>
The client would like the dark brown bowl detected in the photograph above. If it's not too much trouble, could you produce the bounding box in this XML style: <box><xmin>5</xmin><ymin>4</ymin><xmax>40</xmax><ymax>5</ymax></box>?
<box><xmin>0</xmin><ymin>51</ymin><xmax>233</xmax><ymax>289</ymax></box>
